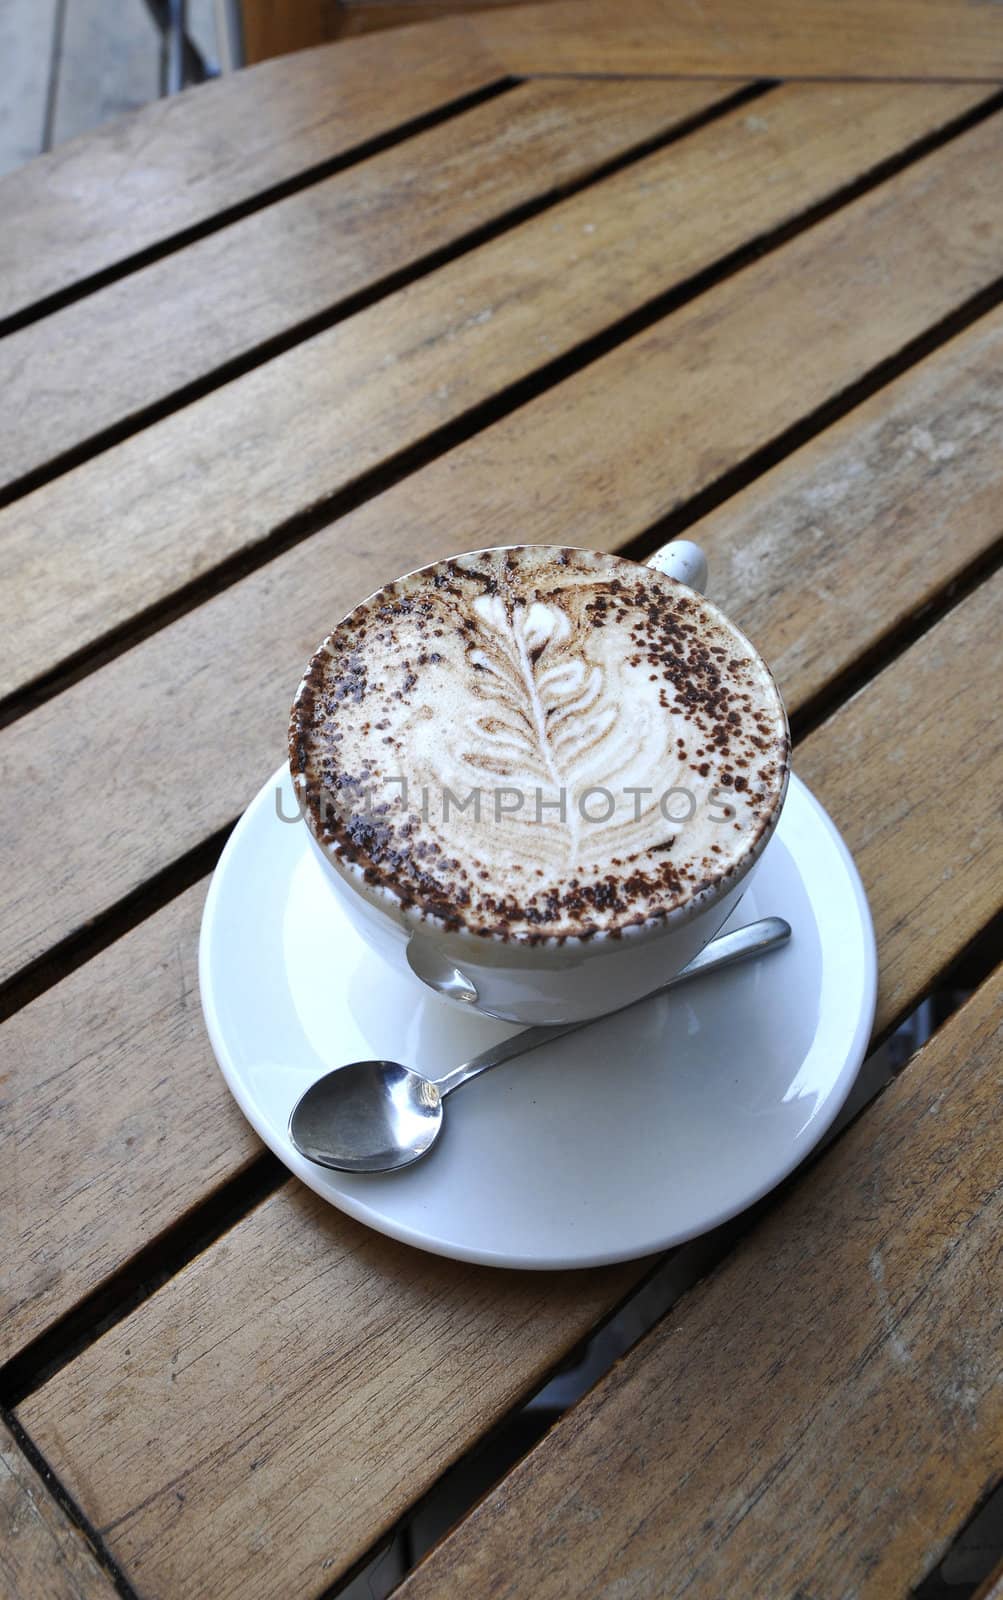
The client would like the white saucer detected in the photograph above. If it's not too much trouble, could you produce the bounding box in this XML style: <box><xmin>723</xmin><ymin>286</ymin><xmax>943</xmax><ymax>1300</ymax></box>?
<box><xmin>199</xmin><ymin>766</ymin><xmax>876</xmax><ymax>1270</ymax></box>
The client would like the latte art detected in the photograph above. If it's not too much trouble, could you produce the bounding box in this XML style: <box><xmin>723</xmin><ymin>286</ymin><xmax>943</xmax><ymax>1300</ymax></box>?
<box><xmin>290</xmin><ymin>546</ymin><xmax>789</xmax><ymax>940</ymax></box>
<box><xmin>448</xmin><ymin>588</ymin><xmax>671</xmax><ymax>869</ymax></box>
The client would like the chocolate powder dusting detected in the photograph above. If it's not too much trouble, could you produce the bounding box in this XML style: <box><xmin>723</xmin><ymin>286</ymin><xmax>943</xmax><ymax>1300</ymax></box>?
<box><xmin>289</xmin><ymin>546</ymin><xmax>789</xmax><ymax>941</ymax></box>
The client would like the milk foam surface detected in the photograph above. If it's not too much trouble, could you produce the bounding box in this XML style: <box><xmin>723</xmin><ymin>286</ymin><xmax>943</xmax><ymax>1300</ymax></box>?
<box><xmin>289</xmin><ymin>546</ymin><xmax>789</xmax><ymax>939</ymax></box>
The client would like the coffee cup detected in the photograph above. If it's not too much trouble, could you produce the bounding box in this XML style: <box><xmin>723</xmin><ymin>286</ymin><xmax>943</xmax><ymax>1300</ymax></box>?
<box><xmin>288</xmin><ymin>539</ymin><xmax>789</xmax><ymax>1024</ymax></box>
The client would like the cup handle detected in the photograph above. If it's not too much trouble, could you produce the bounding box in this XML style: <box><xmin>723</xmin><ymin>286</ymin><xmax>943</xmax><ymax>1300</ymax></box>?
<box><xmin>406</xmin><ymin>934</ymin><xmax>480</xmax><ymax>1006</ymax></box>
<box><xmin>645</xmin><ymin>538</ymin><xmax>708</xmax><ymax>594</ymax></box>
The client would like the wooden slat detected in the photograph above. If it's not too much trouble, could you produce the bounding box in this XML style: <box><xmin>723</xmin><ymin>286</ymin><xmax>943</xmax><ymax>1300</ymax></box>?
<box><xmin>0</xmin><ymin>86</ymin><xmax>991</xmax><ymax>699</ymax></box>
<box><xmin>0</xmin><ymin>0</ymin><xmax>58</xmax><ymax>179</ymax></box>
<box><xmin>678</xmin><ymin>312</ymin><xmax>1003</xmax><ymax>715</ymax></box>
<box><xmin>397</xmin><ymin>964</ymin><xmax>1003</xmax><ymax>1600</ymax></box>
<box><xmin>0</xmin><ymin>884</ymin><xmax>260</xmax><ymax>1364</ymax></box>
<box><xmin>10</xmin><ymin>83</ymin><xmax>993</xmax><ymax>698</ymax></box>
<box><xmin>4</xmin><ymin>308</ymin><xmax>1002</xmax><ymax>1362</ymax></box>
<box><xmin>4</xmin><ymin>82</ymin><xmax>1001</xmax><ymax>709</ymax></box>
<box><xmin>0</xmin><ymin>75</ymin><xmax>740</xmax><ymax>492</ymax></box>
<box><xmin>0</xmin><ymin>17</ymin><xmax>504</xmax><ymax>324</ymax></box>
<box><xmin>17</xmin><ymin>1190</ymin><xmax>645</xmax><ymax>1600</ymax></box>
<box><xmin>797</xmin><ymin>588</ymin><xmax>1002</xmax><ymax>1032</ymax></box>
<box><xmin>4</xmin><ymin>0</ymin><xmax>1000</xmax><ymax>324</ymax></box>
<box><xmin>0</xmin><ymin>1417</ymin><xmax>116</xmax><ymax>1600</ymax></box>
<box><xmin>13</xmin><ymin>573</ymin><xmax>1003</xmax><ymax>1600</ymax></box>
<box><xmin>471</xmin><ymin>0</ymin><xmax>1003</xmax><ymax>80</ymax></box>
<box><xmin>4</xmin><ymin>107</ymin><xmax>1003</xmax><ymax>982</ymax></box>
<box><xmin>237</xmin><ymin>0</ymin><xmax>1003</xmax><ymax>70</ymax></box>
<box><xmin>49</xmin><ymin>0</ymin><xmax>159</xmax><ymax>150</ymax></box>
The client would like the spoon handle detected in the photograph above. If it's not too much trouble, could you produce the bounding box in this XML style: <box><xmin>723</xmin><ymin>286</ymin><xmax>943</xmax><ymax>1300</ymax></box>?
<box><xmin>434</xmin><ymin>915</ymin><xmax>791</xmax><ymax>1099</ymax></box>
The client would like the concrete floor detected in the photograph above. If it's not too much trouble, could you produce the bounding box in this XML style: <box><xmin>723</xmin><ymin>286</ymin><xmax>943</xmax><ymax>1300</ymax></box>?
<box><xmin>0</xmin><ymin>0</ymin><xmax>218</xmax><ymax>177</ymax></box>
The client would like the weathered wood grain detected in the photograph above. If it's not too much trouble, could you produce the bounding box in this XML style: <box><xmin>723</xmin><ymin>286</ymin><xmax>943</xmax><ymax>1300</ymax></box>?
<box><xmin>17</xmin><ymin>1188</ymin><xmax>645</xmax><ymax>1600</ymax></box>
<box><xmin>13</xmin><ymin>574</ymin><xmax>1003</xmax><ymax>1599</ymax></box>
<box><xmin>4</xmin><ymin>109</ymin><xmax>1003</xmax><ymax>983</ymax></box>
<box><xmin>472</xmin><ymin>0</ymin><xmax>1003</xmax><ymax>80</ymax></box>
<box><xmin>4</xmin><ymin>15</ymin><xmax>1000</xmax><ymax>1600</ymax></box>
<box><xmin>0</xmin><ymin>87</ymin><xmax>992</xmax><ymax>702</ymax></box>
<box><xmin>0</xmin><ymin>884</ymin><xmax>260</xmax><ymax>1364</ymax></box>
<box><xmin>0</xmin><ymin>0</ymin><xmax>58</xmax><ymax>178</ymax></box>
<box><xmin>0</xmin><ymin>75</ymin><xmax>738</xmax><ymax>491</ymax></box>
<box><xmin>0</xmin><ymin>1417</ymin><xmax>116</xmax><ymax>1600</ymax></box>
<box><xmin>3</xmin><ymin>0</ymin><xmax>1001</xmax><ymax>324</ymax></box>
<box><xmin>0</xmin><ymin>17</ymin><xmax>503</xmax><ymax>324</ymax></box>
<box><xmin>681</xmin><ymin>313</ymin><xmax>1003</xmax><ymax>715</ymax></box>
<box><xmin>6</xmin><ymin>96</ymin><xmax>1002</xmax><ymax>712</ymax></box>
<box><xmin>5</xmin><ymin>315</ymin><xmax>1003</xmax><ymax>1362</ymax></box>
<box><xmin>396</xmin><ymin>964</ymin><xmax>1003</xmax><ymax>1600</ymax></box>
<box><xmin>796</xmin><ymin>575</ymin><xmax>1003</xmax><ymax>1034</ymax></box>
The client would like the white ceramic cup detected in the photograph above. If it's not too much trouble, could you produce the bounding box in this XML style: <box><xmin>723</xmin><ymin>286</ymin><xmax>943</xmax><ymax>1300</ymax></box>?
<box><xmin>292</xmin><ymin>540</ymin><xmax>789</xmax><ymax>1024</ymax></box>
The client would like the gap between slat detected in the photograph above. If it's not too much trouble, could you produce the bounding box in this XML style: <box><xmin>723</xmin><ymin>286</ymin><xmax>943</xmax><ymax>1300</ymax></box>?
<box><xmin>0</xmin><ymin>78</ymin><xmax>522</xmax><ymax>341</ymax></box>
<box><xmin>525</xmin><ymin>71</ymin><xmax>1003</xmax><ymax>86</ymax></box>
<box><xmin>0</xmin><ymin>79</ymin><xmax>771</xmax><ymax>507</ymax></box>
<box><xmin>1</xmin><ymin>1406</ymin><xmax>142</xmax><ymax>1600</ymax></box>
<box><xmin>2</xmin><ymin>85</ymin><xmax>1002</xmax><ymax>728</ymax></box>
<box><xmin>2</xmin><ymin>317</ymin><xmax>1003</xmax><ymax>1020</ymax></box>
<box><xmin>317</xmin><ymin>941</ymin><xmax>1003</xmax><ymax>1600</ymax></box>
<box><xmin>1</xmin><ymin>571</ymin><xmax>999</xmax><ymax>1396</ymax></box>
<box><xmin>5</xmin><ymin>921</ymin><xmax>1000</xmax><ymax>1597</ymax></box>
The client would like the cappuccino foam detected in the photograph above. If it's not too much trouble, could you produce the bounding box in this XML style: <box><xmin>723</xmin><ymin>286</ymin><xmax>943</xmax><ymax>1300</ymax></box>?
<box><xmin>290</xmin><ymin>546</ymin><xmax>788</xmax><ymax>940</ymax></box>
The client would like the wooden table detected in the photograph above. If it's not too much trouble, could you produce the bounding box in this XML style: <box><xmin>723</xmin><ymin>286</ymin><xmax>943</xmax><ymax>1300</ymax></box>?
<box><xmin>2</xmin><ymin>5</ymin><xmax>1002</xmax><ymax>1596</ymax></box>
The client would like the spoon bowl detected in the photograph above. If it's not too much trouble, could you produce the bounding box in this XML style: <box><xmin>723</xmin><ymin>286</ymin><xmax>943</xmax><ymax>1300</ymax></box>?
<box><xmin>291</xmin><ymin>1059</ymin><xmax>443</xmax><ymax>1173</ymax></box>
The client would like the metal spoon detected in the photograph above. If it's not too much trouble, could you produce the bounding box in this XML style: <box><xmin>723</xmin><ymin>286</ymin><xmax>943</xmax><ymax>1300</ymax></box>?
<box><xmin>289</xmin><ymin>916</ymin><xmax>790</xmax><ymax>1174</ymax></box>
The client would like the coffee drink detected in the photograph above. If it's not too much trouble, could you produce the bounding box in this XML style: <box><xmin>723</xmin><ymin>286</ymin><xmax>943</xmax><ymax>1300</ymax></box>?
<box><xmin>289</xmin><ymin>546</ymin><xmax>789</xmax><ymax>941</ymax></box>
